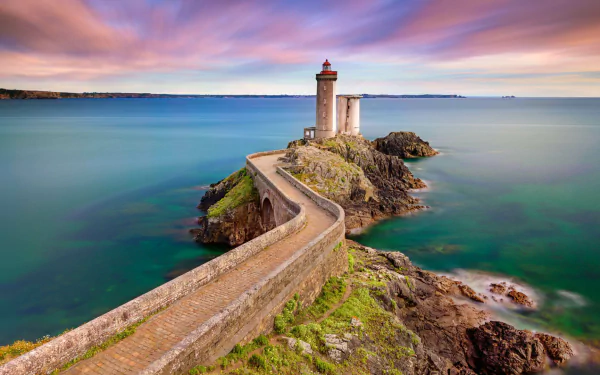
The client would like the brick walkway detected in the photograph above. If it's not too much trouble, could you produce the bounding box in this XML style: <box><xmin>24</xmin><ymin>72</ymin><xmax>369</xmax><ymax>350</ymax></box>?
<box><xmin>63</xmin><ymin>153</ymin><xmax>335</xmax><ymax>374</ymax></box>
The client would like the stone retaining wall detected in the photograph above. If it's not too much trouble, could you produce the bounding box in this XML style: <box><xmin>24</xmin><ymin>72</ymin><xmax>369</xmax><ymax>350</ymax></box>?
<box><xmin>1</xmin><ymin>149</ymin><xmax>346</xmax><ymax>375</ymax></box>
<box><xmin>138</xmin><ymin>153</ymin><xmax>347</xmax><ymax>374</ymax></box>
<box><xmin>246</xmin><ymin>150</ymin><xmax>300</xmax><ymax>225</ymax></box>
<box><xmin>0</xmin><ymin>153</ymin><xmax>306</xmax><ymax>375</ymax></box>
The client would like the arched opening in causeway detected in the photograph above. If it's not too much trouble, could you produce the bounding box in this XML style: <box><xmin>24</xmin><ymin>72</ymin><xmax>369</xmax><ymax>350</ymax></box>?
<box><xmin>261</xmin><ymin>197</ymin><xmax>276</xmax><ymax>231</ymax></box>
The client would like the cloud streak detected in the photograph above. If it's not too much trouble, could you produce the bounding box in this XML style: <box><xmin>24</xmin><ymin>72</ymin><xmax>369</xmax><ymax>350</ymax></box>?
<box><xmin>0</xmin><ymin>0</ymin><xmax>598</xmax><ymax>96</ymax></box>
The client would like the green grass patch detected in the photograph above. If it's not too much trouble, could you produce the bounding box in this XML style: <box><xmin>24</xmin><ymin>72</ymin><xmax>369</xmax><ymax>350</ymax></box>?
<box><xmin>333</xmin><ymin>241</ymin><xmax>343</xmax><ymax>252</ymax></box>
<box><xmin>295</xmin><ymin>277</ymin><xmax>346</xmax><ymax>323</ymax></box>
<box><xmin>189</xmin><ymin>365</ymin><xmax>214</xmax><ymax>374</ymax></box>
<box><xmin>314</xmin><ymin>356</ymin><xmax>336</xmax><ymax>374</ymax></box>
<box><xmin>56</xmin><ymin>313</ymin><xmax>155</xmax><ymax>373</ymax></box>
<box><xmin>207</xmin><ymin>168</ymin><xmax>259</xmax><ymax>218</ymax></box>
<box><xmin>274</xmin><ymin>294</ymin><xmax>301</xmax><ymax>334</ymax></box>
<box><xmin>248</xmin><ymin>354</ymin><xmax>268</xmax><ymax>370</ymax></box>
<box><xmin>0</xmin><ymin>335</ymin><xmax>55</xmax><ymax>366</ymax></box>
<box><xmin>348</xmin><ymin>254</ymin><xmax>355</xmax><ymax>273</ymax></box>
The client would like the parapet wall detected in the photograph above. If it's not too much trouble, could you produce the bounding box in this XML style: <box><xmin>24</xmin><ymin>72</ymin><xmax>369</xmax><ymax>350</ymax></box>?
<box><xmin>140</xmin><ymin>152</ymin><xmax>346</xmax><ymax>374</ymax></box>
<box><xmin>1</xmin><ymin>149</ymin><xmax>346</xmax><ymax>375</ymax></box>
<box><xmin>246</xmin><ymin>150</ymin><xmax>300</xmax><ymax>225</ymax></box>
<box><xmin>0</xmin><ymin>152</ymin><xmax>306</xmax><ymax>375</ymax></box>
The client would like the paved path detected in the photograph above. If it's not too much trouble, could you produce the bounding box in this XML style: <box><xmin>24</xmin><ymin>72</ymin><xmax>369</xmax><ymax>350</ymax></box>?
<box><xmin>64</xmin><ymin>153</ymin><xmax>335</xmax><ymax>374</ymax></box>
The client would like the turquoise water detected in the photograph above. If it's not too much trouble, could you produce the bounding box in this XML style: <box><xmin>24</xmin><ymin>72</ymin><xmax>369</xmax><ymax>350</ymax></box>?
<box><xmin>0</xmin><ymin>98</ymin><xmax>599</xmax><ymax>353</ymax></box>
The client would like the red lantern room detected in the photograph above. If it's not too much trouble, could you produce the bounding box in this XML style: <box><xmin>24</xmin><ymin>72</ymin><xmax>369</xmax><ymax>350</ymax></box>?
<box><xmin>320</xmin><ymin>59</ymin><xmax>337</xmax><ymax>74</ymax></box>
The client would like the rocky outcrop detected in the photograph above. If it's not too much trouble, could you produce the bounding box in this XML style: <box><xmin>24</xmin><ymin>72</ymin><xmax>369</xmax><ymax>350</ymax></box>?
<box><xmin>488</xmin><ymin>281</ymin><xmax>536</xmax><ymax>308</ymax></box>
<box><xmin>373</xmin><ymin>131</ymin><xmax>439</xmax><ymax>158</ymax></box>
<box><xmin>283</xmin><ymin>145</ymin><xmax>375</xmax><ymax>206</ymax></box>
<box><xmin>348</xmin><ymin>240</ymin><xmax>574</xmax><ymax>374</ymax></box>
<box><xmin>284</xmin><ymin>134</ymin><xmax>429</xmax><ymax>232</ymax></box>
<box><xmin>535</xmin><ymin>333</ymin><xmax>574</xmax><ymax>366</ymax></box>
<box><xmin>191</xmin><ymin>202</ymin><xmax>264</xmax><ymax>246</ymax></box>
<box><xmin>507</xmin><ymin>290</ymin><xmax>534</xmax><ymax>308</ymax></box>
<box><xmin>191</xmin><ymin>168</ymin><xmax>266</xmax><ymax>246</ymax></box>
<box><xmin>467</xmin><ymin>321</ymin><xmax>546</xmax><ymax>374</ymax></box>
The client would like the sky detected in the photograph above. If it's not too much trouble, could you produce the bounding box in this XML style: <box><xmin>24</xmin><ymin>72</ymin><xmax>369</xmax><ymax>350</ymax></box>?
<box><xmin>1</xmin><ymin>0</ymin><xmax>599</xmax><ymax>96</ymax></box>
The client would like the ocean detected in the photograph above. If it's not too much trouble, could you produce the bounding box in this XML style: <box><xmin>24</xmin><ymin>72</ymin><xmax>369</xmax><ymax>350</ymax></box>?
<box><xmin>0</xmin><ymin>98</ymin><xmax>598</xmax><ymax>363</ymax></box>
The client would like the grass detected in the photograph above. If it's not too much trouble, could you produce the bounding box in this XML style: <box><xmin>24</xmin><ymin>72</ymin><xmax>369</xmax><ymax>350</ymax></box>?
<box><xmin>295</xmin><ymin>277</ymin><xmax>346</xmax><ymax>324</ymax></box>
<box><xmin>2</xmin><ymin>306</ymin><xmax>167</xmax><ymax>371</ymax></box>
<box><xmin>207</xmin><ymin>168</ymin><xmax>259</xmax><ymax>218</ymax></box>
<box><xmin>185</xmin><ymin>250</ymin><xmax>421</xmax><ymax>375</ymax></box>
<box><xmin>248</xmin><ymin>354</ymin><xmax>268</xmax><ymax>370</ymax></box>
<box><xmin>0</xmin><ymin>335</ymin><xmax>55</xmax><ymax>366</ymax></box>
<box><xmin>56</xmin><ymin>315</ymin><xmax>153</xmax><ymax>373</ymax></box>
<box><xmin>274</xmin><ymin>294</ymin><xmax>301</xmax><ymax>334</ymax></box>
<box><xmin>314</xmin><ymin>357</ymin><xmax>336</xmax><ymax>374</ymax></box>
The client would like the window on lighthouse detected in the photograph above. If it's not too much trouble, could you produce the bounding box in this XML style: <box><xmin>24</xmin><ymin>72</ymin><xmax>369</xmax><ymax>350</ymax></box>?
<box><xmin>323</xmin><ymin>98</ymin><xmax>326</xmax><ymax>104</ymax></box>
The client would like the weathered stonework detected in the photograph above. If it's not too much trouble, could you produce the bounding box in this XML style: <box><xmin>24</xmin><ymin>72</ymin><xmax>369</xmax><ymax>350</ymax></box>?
<box><xmin>1</xmin><ymin>150</ymin><xmax>346</xmax><ymax>375</ymax></box>
<box><xmin>138</xmin><ymin>159</ymin><xmax>347</xmax><ymax>374</ymax></box>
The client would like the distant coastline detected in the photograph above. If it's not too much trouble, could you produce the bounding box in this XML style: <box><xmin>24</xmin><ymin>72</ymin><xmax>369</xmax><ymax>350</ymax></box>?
<box><xmin>0</xmin><ymin>88</ymin><xmax>465</xmax><ymax>100</ymax></box>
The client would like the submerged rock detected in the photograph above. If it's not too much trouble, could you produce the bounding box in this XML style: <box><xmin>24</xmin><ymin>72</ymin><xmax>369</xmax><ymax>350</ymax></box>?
<box><xmin>373</xmin><ymin>131</ymin><xmax>439</xmax><ymax>158</ymax></box>
<box><xmin>490</xmin><ymin>282</ymin><xmax>508</xmax><ymax>295</ymax></box>
<box><xmin>458</xmin><ymin>283</ymin><xmax>486</xmax><ymax>303</ymax></box>
<box><xmin>507</xmin><ymin>289</ymin><xmax>535</xmax><ymax>308</ymax></box>
<box><xmin>487</xmin><ymin>281</ymin><xmax>536</xmax><ymax>309</ymax></box>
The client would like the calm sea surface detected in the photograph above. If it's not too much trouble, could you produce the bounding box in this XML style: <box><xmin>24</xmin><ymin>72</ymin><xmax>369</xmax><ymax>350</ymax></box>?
<box><xmin>1</xmin><ymin>98</ymin><xmax>599</xmax><ymax>355</ymax></box>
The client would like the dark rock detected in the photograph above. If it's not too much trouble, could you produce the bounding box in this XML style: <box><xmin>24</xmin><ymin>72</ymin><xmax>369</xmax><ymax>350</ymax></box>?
<box><xmin>346</xmin><ymin>240</ymin><xmax>574</xmax><ymax>374</ymax></box>
<box><xmin>192</xmin><ymin>168</ymin><xmax>265</xmax><ymax>246</ymax></box>
<box><xmin>191</xmin><ymin>201</ymin><xmax>265</xmax><ymax>246</ymax></box>
<box><xmin>373</xmin><ymin>131</ymin><xmax>439</xmax><ymax>159</ymax></box>
<box><xmin>535</xmin><ymin>333</ymin><xmax>574</xmax><ymax>366</ymax></box>
<box><xmin>507</xmin><ymin>289</ymin><xmax>534</xmax><ymax>308</ymax></box>
<box><xmin>458</xmin><ymin>284</ymin><xmax>485</xmax><ymax>303</ymax></box>
<box><xmin>489</xmin><ymin>282</ymin><xmax>508</xmax><ymax>295</ymax></box>
<box><xmin>467</xmin><ymin>321</ymin><xmax>546</xmax><ymax>374</ymax></box>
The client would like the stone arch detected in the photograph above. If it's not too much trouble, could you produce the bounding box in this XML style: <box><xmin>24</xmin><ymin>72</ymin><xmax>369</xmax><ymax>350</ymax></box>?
<box><xmin>261</xmin><ymin>197</ymin><xmax>276</xmax><ymax>231</ymax></box>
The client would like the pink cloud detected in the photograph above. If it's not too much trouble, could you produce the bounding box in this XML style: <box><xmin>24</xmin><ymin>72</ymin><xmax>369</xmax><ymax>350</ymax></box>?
<box><xmin>0</xmin><ymin>0</ymin><xmax>598</xmax><ymax>95</ymax></box>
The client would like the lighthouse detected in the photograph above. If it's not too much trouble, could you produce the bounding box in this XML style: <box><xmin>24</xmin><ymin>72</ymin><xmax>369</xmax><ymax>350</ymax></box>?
<box><xmin>315</xmin><ymin>59</ymin><xmax>337</xmax><ymax>139</ymax></box>
<box><xmin>303</xmin><ymin>59</ymin><xmax>361</xmax><ymax>140</ymax></box>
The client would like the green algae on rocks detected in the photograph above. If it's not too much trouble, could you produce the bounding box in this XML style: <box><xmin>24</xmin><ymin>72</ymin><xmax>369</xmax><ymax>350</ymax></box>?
<box><xmin>191</xmin><ymin>168</ymin><xmax>265</xmax><ymax>246</ymax></box>
<box><xmin>189</xmin><ymin>241</ymin><xmax>574</xmax><ymax>375</ymax></box>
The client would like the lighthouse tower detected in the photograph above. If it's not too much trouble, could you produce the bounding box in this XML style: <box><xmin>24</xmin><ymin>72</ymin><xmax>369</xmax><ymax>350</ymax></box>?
<box><xmin>315</xmin><ymin>59</ymin><xmax>337</xmax><ymax>139</ymax></box>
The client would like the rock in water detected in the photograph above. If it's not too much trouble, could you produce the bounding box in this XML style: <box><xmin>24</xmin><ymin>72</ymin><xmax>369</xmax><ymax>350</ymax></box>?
<box><xmin>191</xmin><ymin>201</ymin><xmax>264</xmax><ymax>246</ymax></box>
<box><xmin>467</xmin><ymin>321</ymin><xmax>546</xmax><ymax>374</ymax></box>
<box><xmin>535</xmin><ymin>333</ymin><xmax>574</xmax><ymax>366</ymax></box>
<box><xmin>373</xmin><ymin>131</ymin><xmax>439</xmax><ymax>158</ymax></box>
<box><xmin>191</xmin><ymin>168</ymin><xmax>266</xmax><ymax>246</ymax></box>
<box><xmin>507</xmin><ymin>289</ymin><xmax>535</xmax><ymax>308</ymax></box>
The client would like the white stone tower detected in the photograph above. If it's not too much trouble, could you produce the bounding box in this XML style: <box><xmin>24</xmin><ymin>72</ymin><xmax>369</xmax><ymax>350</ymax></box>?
<box><xmin>337</xmin><ymin>95</ymin><xmax>362</xmax><ymax>136</ymax></box>
<box><xmin>315</xmin><ymin>59</ymin><xmax>337</xmax><ymax>139</ymax></box>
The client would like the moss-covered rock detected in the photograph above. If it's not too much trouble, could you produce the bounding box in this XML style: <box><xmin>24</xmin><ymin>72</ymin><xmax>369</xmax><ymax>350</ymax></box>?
<box><xmin>284</xmin><ymin>134</ymin><xmax>428</xmax><ymax>232</ymax></box>
<box><xmin>285</xmin><ymin>145</ymin><xmax>375</xmax><ymax>205</ymax></box>
<box><xmin>188</xmin><ymin>241</ymin><xmax>574</xmax><ymax>375</ymax></box>
<box><xmin>192</xmin><ymin>168</ymin><xmax>265</xmax><ymax>246</ymax></box>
